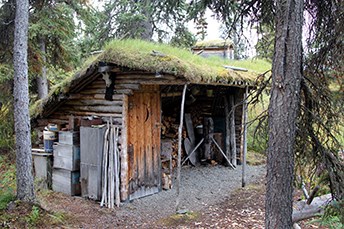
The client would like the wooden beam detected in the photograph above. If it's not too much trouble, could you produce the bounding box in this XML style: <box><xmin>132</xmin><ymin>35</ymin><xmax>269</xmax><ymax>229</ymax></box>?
<box><xmin>120</xmin><ymin>95</ymin><xmax>129</xmax><ymax>201</ymax></box>
<box><xmin>242</xmin><ymin>87</ymin><xmax>248</xmax><ymax>187</ymax></box>
<box><xmin>211</xmin><ymin>137</ymin><xmax>235</xmax><ymax>169</ymax></box>
<box><xmin>229</xmin><ymin>95</ymin><xmax>237</xmax><ymax>166</ymax></box>
<box><xmin>176</xmin><ymin>84</ymin><xmax>187</xmax><ymax>211</ymax></box>
<box><xmin>224</xmin><ymin>96</ymin><xmax>231</xmax><ymax>166</ymax></box>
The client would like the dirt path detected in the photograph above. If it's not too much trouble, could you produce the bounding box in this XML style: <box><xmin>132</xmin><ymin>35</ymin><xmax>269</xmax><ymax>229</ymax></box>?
<box><xmin>39</xmin><ymin>164</ymin><xmax>266</xmax><ymax>228</ymax></box>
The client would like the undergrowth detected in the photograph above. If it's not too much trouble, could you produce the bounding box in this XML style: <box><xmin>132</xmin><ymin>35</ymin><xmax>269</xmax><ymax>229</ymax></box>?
<box><xmin>310</xmin><ymin>200</ymin><xmax>344</xmax><ymax>228</ymax></box>
<box><xmin>0</xmin><ymin>153</ymin><xmax>16</xmax><ymax>210</ymax></box>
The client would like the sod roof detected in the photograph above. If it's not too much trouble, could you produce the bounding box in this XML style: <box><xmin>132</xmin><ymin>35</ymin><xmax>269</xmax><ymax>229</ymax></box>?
<box><xmin>193</xmin><ymin>39</ymin><xmax>234</xmax><ymax>48</ymax></box>
<box><xmin>31</xmin><ymin>39</ymin><xmax>261</xmax><ymax>119</ymax></box>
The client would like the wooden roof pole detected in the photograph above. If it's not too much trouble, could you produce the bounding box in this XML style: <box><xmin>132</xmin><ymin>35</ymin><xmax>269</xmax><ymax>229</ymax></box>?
<box><xmin>176</xmin><ymin>84</ymin><xmax>187</xmax><ymax>211</ymax></box>
<box><xmin>242</xmin><ymin>86</ymin><xmax>249</xmax><ymax>187</ymax></box>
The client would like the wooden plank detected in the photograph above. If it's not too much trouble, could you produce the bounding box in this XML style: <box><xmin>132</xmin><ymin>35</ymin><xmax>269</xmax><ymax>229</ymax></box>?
<box><xmin>176</xmin><ymin>84</ymin><xmax>187</xmax><ymax>211</ymax></box>
<box><xmin>68</xmin><ymin>94</ymin><xmax>124</xmax><ymax>101</ymax></box>
<box><xmin>145</xmin><ymin>90</ymin><xmax>153</xmax><ymax>186</ymax></box>
<box><xmin>65</xmin><ymin>100</ymin><xmax>123</xmax><ymax>106</ymax></box>
<box><xmin>151</xmin><ymin>85</ymin><xmax>161</xmax><ymax>187</ymax></box>
<box><xmin>242</xmin><ymin>87</ymin><xmax>248</xmax><ymax>187</ymax></box>
<box><xmin>184</xmin><ymin>113</ymin><xmax>195</xmax><ymax>144</ymax></box>
<box><xmin>229</xmin><ymin>95</ymin><xmax>237</xmax><ymax>166</ymax></box>
<box><xmin>85</xmin><ymin>83</ymin><xmax>140</xmax><ymax>91</ymax></box>
<box><xmin>224</xmin><ymin>95</ymin><xmax>231</xmax><ymax>165</ymax></box>
<box><xmin>128</xmin><ymin>93</ymin><xmax>138</xmax><ymax>192</ymax></box>
<box><xmin>53</xmin><ymin>111</ymin><xmax>122</xmax><ymax>118</ymax></box>
<box><xmin>120</xmin><ymin>95</ymin><xmax>129</xmax><ymax>201</ymax></box>
<box><xmin>137</xmin><ymin>91</ymin><xmax>144</xmax><ymax>187</ymax></box>
<box><xmin>184</xmin><ymin>113</ymin><xmax>198</xmax><ymax>166</ymax></box>
<box><xmin>63</xmin><ymin>105</ymin><xmax>123</xmax><ymax>113</ymax></box>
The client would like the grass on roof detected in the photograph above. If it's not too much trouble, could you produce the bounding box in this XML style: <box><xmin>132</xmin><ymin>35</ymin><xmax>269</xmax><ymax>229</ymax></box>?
<box><xmin>98</xmin><ymin>39</ymin><xmax>265</xmax><ymax>83</ymax></box>
<box><xmin>31</xmin><ymin>39</ymin><xmax>271</xmax><ymax>119</ymax></box>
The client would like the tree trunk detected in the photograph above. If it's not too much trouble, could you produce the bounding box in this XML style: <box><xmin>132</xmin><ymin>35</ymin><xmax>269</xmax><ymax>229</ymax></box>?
<box><xmin>265</xmin><ymin>0</ymin><xmax>303</xmax><ymax>228</ymax></box>
<box><xmin>139</xmin><ymin>0</ymin><xmax>153</xmax><ymax>40</ymax></box>
<box><xmin>36</xmin><ymin>37</ymin><xmax>48</xmax><ymax>99</ymax></box>
<box><xmin>13</xmin><ymin>0</ymin><xmax>35</xmax><ymax>202</ymax></box>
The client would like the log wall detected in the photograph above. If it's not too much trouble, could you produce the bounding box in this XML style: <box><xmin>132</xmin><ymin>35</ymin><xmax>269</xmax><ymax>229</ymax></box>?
<box><xmin>35</xmin><ymin>70</ymin><xmax>248</xmax><ymax>200</ymax></box>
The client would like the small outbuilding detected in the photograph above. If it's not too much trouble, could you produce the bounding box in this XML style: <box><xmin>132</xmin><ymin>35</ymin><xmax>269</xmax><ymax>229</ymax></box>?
<box><xmin>32</xmin><ymin>39</ymin><xmax>257</xmax><ymax>204</ymax></box>
<box><xmin>192</xmin><ymin>39</ymin><xmax>234</xmax><ymax>59</ymax></box>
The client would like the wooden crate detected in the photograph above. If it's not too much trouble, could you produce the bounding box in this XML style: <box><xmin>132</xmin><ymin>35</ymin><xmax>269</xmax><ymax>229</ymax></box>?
<box><xmin>53</xmin><ymin>144</ymin><xmax>80</xmax><ymax>171</ymax></box>
<box><xmin>58</xmin><ymin>131</ymin><xmax>80</xmax><ymax>145</ymax></box>
<box><xmin>52</xmin><ymin>168</ymin><xmax>81</xmax><ymax>196</ymax></box>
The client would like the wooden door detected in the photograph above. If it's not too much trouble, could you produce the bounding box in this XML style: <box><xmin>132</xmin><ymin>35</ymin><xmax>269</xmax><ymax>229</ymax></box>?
<box><xmin>127</xmin><ymin>85</ymin><xmax>161</xmax><ymax>200</ymax></box>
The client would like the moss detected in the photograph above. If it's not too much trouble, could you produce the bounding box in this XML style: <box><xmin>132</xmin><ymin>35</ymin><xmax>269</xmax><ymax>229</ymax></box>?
<box><xmin>194</xmin><ymin>39</ymin><xmax>233</xmax><ymax>48</ymax></box>
<box><xmin>30</xmin><ymin>39</ymin><xmax>269</xmax><ymax>118</ymax></box>
<box><xmin>159</xmin><ymin>211</ymin><xmax>200</xmax><ymax>227</ymax></box>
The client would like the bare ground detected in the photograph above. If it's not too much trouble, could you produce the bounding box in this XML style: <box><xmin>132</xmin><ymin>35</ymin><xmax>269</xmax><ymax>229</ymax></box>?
<box><xmin>2</xmin><ymin>163</ymin><xmax>327</xmax><ymax>228</ymax></box>
<box><xmin>39</xmin><ymin>164</ymin><xmax>266</xmax><ymax>228</ymax></box>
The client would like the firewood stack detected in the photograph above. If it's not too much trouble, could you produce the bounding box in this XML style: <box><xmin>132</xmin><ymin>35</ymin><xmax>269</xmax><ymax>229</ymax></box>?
<box><xmin>161</xmin><ymin>116</ymin><xmax>187</xmax><ymax>172</ymax></box>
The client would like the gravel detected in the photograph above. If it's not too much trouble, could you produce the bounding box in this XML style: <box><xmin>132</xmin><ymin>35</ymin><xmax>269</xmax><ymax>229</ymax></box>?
<box><xmin>117</xmin><ymin>164</ymin><xmax>266</xmax><ymax>225</ymax></box>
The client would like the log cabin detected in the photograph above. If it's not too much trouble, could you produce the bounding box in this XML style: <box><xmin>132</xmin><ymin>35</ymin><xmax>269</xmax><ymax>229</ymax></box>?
<box><xmin>31</xmin><ymin>39</ymin><xmax>258</xmax><ymax>203</ymax></box>
<box><xmin>192</xmin><ymin>39</ymin><xmax>234</xmax><ymax>59</ymax></box>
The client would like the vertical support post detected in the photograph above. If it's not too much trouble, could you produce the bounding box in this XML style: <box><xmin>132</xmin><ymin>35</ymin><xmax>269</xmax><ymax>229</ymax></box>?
<box><xmin>176</xmin><ymin>84</ymin><xmax>187</xmax><ymax>211</ymax></box>
<box><xmin>229</xmin><ymin>95</ymin><xmax>237</xmax><ymax>166</ymax></box>
<box><xmin>242</xmin><ymin>87</ymin><xmax>249</xmax><ymax>187</ymax></box>
<box><xmin>224</xmin><ymin>96</ymin><xmax>231</xmax><ymax>166</ymax></box>
<box><xmin>120</xmin><ymin>95</ymin><xmax>129</xmax><ymax>201</ymax></box>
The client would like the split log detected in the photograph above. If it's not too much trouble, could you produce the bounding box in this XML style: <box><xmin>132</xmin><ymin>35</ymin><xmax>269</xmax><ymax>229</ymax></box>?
<box><xmin>292</xmin><ymin>194</ymin><xmax>332</xmax><ymax>222</ymax></box>
<box><xmin>63</xmin><ymin>105</ymin><xmax>123</xmax><ymax>113</ymax></box>
<box><xmin>87</xmin><ymin>82</ymin><xmax>140</xmax><ymax>90</ymax></box>
<box><xmin>100</xmin><ymin>122</ymin><xmax>110</xmax><ymax>207</ymax></box>
<box><xmin>229</xmin><ymin>95</ymin><xmax>237</xmax><ymax>166</ymax></box>
<box><xmin>65</xmin><ymin>100</ymin><xmax>123</xmax><ymax>106</ymax></box>
<box><xmin>68</xmin><ymin>94</ymin><xmax>124</xmax><ymax>101</ymax></box>
<box><xmin>161</xmin><ymin>92</ymin><xmax>183</xmax><ymax>98</ymax></box>
<box><xmin>114</xmin><ymin>89</ymin><xmax>133</xmax><ymax>95</ymax></box>
<box><xmin>242</xmin><ymin>86</ymin><xmax>248</xmax><ymax>187</ymax></box>
<box><xmin>120</xmin><ymin>95</ymin><xmax>129</xmax><ymax>201</ymax></box>
<box><xmin>224</xmin><ymin>96</ymin><xmax>231</xmax><ymax>165</ymax></box>
<box><xmin>176</xmin><ymin>84</ymin><xmax>187</xmax><ymax>211</ymax></box>
<box><xmin>53</xmin><ymin>111</ymin><xmax>122</xmax><ymax>118</ymax></box>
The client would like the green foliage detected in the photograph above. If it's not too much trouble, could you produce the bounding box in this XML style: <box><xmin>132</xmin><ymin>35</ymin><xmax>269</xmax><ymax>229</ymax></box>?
<box><xmin>0</xmin><ymin>155</ymin><xmax>16</xmax><ymax>191</ymax></box>
<box><xmin>0</xmin><ymin>154</ymin><xmax>16</xmax><ymax>211</ymax></box>
<box><xmin>310</xmin><ymin>200</ymin><xmax>344</xmax><ymax>228</ymax></box>
<box><xmin>0</xmin><ymin>64</ymin><xmax>14</xmax><ymax>149</ymax></box>
<box><xmin>0</xmin><ymin>102</ymin><xmax>15</xmax><ymax>149</ymax></box>
<box><xmin>0</xmin><ymin>64</ymin><xmax>13</xmax><ymax>84</ymax></box>
<box><xmin>79</xmin><ymin>0</ymin><xmax>187</xmax><ymax>53</ymax></box>
<box><xmin>48</xmin><ymin>211</ymin><xmax>65</xmax><ymax>224</ymax></box>
<box><xmin>29</xmin><ymin>1</ymin><xmax>82</xmax><ymax>73</ymax></box>
<box><xmin>255</xmin><ymin>25</ymin><xmax>274</xmax><ymax>61</ymax></box>
<box><xmin>247</xmin><ymin>92</ymin><xmax>270</xmax><ymax>154</ymax></box>
<box><xmin>26</xmin><ymin>205</ymin><xmax>41</xmax><ymax>226</ymax></box>
<box><xmin>170</xmin><ymin>24</ymin><xmax>196</xmax><ymax>49</ymax></box>
<box><xmin>0</xmin><ymin>192</ymin><xmax>15</xmax><ymax>210</ymax></box>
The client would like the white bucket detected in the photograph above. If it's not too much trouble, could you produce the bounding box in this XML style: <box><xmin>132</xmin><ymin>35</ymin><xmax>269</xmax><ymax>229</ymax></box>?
<box><xmin>43</xmin><ymin>131</ymin><xmax>56</xmax><ymax>140</ymax></box>
<box><xmin>48</xmin><ymin>124</ymin><xmax>58</xmax><ymax>131</ymax></box>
